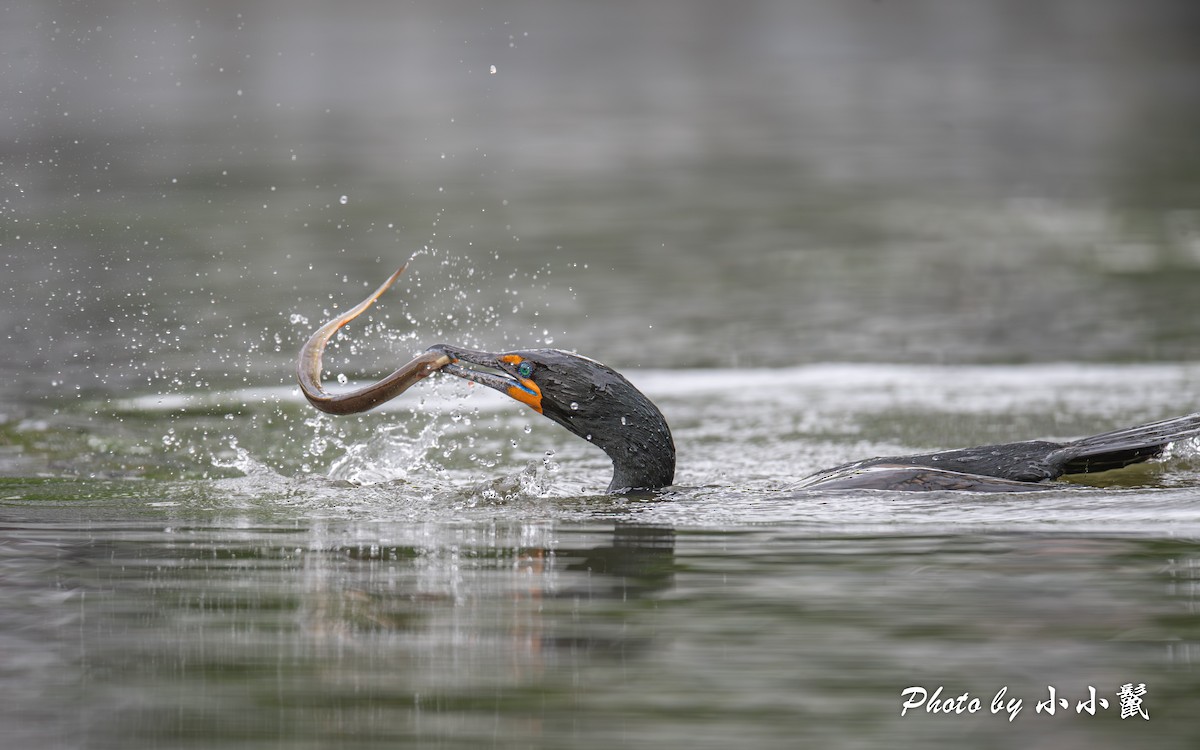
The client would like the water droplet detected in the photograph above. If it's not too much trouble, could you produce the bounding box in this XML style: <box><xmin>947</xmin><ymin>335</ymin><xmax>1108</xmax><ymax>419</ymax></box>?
<box><xmin>570</xmin><ymin>402</ymin><xmax>579</xmax><ymax>410</ymax></box>
<box><xmin>339</xmin><ymin>195</ymin><xmax>348</xmax><ymax>204</ymax></box>
<box><xmin>336</xmin><ymin>373</ymin><xmax>348</xmax><ymax>385</ymax></box>
<box><xmin>620</xmin><ymin>416</ymin><xmax>627</xmax><ymax>426</ymax></box>
<box><xmin>489</xmin><ymin>65</ymin><xmax>497</xmax><ymax>75</ymax></box>
<box><xmin>523</xmin><ymin>425</ymin><xmax>532</xmax><ymax>433</ymax></box>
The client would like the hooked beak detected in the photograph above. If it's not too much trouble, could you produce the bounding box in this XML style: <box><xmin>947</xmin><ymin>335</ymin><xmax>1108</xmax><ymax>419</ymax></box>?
<box><xmin>426</xmin><ymin>344</ymin><xmax>544</xmax><ymax>414</ymax></box>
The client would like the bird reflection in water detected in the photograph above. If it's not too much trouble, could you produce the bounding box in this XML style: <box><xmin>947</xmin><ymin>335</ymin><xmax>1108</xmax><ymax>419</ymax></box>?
<box><xmin>299</xmin><ymin>523</ymin><xmax>676</xmax><ymax>670</ymax></box>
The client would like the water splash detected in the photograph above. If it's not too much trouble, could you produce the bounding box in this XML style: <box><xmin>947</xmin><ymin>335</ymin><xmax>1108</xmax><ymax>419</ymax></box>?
<box><xmin>211</xmin><ymin>436</ymin><xmax>279</xmax><ymax>480</ymax></box>
<box><xmin>456</xmin><ymin>450</ymin><xmax>561</xmax><ymax>505</ymax></box>
<box><xmin>326</xmin><ymin>418</ymin><xmax>449</xmax><ymax>485</ymax></box>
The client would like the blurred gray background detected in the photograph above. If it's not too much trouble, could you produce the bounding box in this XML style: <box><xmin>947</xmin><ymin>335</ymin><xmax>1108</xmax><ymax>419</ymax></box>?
<box><xmin>3</xmin><ymin>0</ymin><xmax>1200</xmax><ymax>403</ymax></box>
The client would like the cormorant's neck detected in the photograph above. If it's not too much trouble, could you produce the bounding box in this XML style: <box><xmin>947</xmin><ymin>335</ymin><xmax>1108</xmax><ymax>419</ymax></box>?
<box><xmin>543</xmin><ymin>396</ymin><xmax>675</xmax><ymax>493</ymax></box>
<box><xmin>602</xmin><ymin>410</ymin><xmax>676</xmax><ymax>493</ymax></box>
<box><xmin>534</xmin><ymin>361</ymin><xmax>675</xmax><ymax>493</ymax></box>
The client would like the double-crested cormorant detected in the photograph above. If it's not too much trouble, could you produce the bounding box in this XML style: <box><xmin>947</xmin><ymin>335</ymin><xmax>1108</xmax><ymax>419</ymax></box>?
<box><xmin>298</xmin><ymin>266</ymin><xmax>1200</xmax><ymax>493</ymax></box>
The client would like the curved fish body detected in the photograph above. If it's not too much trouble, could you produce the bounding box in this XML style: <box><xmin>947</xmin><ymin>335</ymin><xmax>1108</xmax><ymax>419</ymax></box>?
<box><xmin>296</xmin><ymin>263</ymin><xmax>450</xmax><ymax>415</ymax></box>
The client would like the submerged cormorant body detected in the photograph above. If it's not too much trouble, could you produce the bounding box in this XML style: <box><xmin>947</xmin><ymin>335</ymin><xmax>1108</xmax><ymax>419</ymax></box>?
<box><xmin>298</xmin><ymin>268</ymin><xmax>1200</xmax><ymax>493</ymax></box>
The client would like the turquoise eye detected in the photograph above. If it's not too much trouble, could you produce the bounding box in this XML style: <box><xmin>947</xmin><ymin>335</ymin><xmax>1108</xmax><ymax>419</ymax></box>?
<box><xmin>516</xmin><ymin>361</ymin><xmax>534</xmax><ymax>379</ymax></box>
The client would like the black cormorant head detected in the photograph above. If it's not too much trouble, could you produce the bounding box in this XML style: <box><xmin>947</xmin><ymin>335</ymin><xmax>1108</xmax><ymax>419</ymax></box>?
<box><xmin>427</xmin><ymin>344</ymin><xmax>675</xmax><ymax>493</ymax></box>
